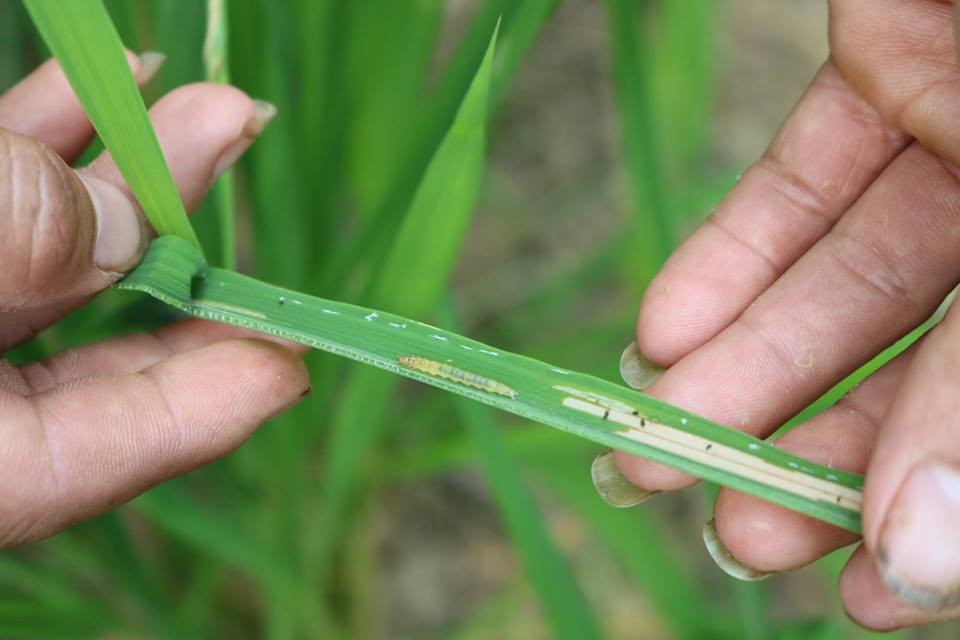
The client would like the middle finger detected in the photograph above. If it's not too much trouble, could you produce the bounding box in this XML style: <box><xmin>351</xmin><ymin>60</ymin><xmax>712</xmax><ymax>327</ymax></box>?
<box><xmin>617</xmin><ymin>142</ymin><xmax>960</xmax><ymax>491</ymax></box>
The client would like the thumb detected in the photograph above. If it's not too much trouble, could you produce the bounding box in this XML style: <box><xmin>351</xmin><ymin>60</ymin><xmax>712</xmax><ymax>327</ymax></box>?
<box><xmin>0</xmin><ymin>128</ymin><xmax>147</xmax><ymax>346</ymax></box>
<box><xmin>863</xmin><ymin>298</ymin><xmax>960</xmax><ymax>613</ymax></box>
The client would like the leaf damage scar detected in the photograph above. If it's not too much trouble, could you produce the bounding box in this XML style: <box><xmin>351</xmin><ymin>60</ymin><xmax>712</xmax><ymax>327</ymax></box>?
<box><xmin>195</xmin><ymin>299</ymin><xmax>268</xmax><ymax>319</ymax></box>
<box><xmin>560</xmin><ymin>394</ymin><xmax>862</xmax><ymax>512</ymax></box>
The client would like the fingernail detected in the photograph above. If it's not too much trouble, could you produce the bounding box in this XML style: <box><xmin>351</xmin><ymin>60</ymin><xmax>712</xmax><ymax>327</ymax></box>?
<box><xmin>702</xmin><ymin>518</ymin><xmax>774</xmax><ymax>582</ymax></box>
<box><xmin>245</xmin><ymin>99</ymin><xmax>278</xmax><ymax>137</ymax></box>
<box><xmin>878</xmin><ymin>461</ymin><xmax>960</xmax><ymax>611</ymax></box>
<box><xmin>80</xmin><ymin>175</ymin><xmax>148</xmax><ymax>273</ymax></box>
<box><xmin>213</xmin><ymin>99</ymin><xmax>277</xmax><ymax>179</ymax></box>
<box><xmin>591</xmin><ymin>451</ymin><xmax>659</xmax><ymax>507</ymax></box>
<box><xmin>136</xmin><ymin>51</ymin><xmax>166</xmax><ymax>84</ymax></box>
<box><xmin>619</xmin><ymin>340</ymin><xmax>665</xmax><ymax>390</ymax></box>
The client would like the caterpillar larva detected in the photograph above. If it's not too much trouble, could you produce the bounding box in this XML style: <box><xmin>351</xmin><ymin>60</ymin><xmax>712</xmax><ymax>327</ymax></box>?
<box><xmin>396</xmin><ymin>356</ymin><xmax>517</xmax><ymax>399</ymax></box>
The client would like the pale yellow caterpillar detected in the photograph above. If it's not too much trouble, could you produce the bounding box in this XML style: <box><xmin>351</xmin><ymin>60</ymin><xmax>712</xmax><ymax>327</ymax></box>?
<box><xmin>396</xmin><ymin>356</ymin><xmax>517</xmax><ymax>399</ymax></box>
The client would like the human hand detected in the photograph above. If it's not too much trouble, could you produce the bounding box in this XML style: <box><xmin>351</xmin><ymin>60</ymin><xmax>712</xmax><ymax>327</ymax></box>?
<box><xmin>0</xmin><ymin>53</ymin><xmax>309</xmax><ymax>547</ymax></box>
<box><xmin>613</xmin><ymin>0</ymin><xmax>960</xmax><ymax>629</ymax></box>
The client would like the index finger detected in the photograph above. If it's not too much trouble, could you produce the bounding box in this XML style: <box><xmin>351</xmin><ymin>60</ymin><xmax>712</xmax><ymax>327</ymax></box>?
<box><xmin>637</xmin><ymin>62</ymin><xmax>907</xmax><ymax>367</ymax></box>
<box><xmin>0</xmin><ymin>51</ymin><xmax>162</xmax><ymax>162</ymax></box>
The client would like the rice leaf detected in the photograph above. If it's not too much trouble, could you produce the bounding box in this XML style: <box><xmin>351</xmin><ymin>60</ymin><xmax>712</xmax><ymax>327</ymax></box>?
<box><xmin>0</xmin><ymin>599</ymin><xmax>111</xmax><ymax>639</ymax></box>
<box><xmin>293</xmin><ymin>0</ymin><xmax>345</xmax><ymax>271</ymax></box>
<box><xmin>316</xmin><ymin>1</ymin><xmax>552</xmax><ymax>295</ymax></box>
<box><xmin>343</xmin><ymin>0</ymin><xmax>443</xmax><ymax>221</ymax></box>
<box><xmin>531</xmin><ymin>458</ymin><xmax>720</xmax><ymax>640</ymax></box>
<box><xmin>133</xmin><ymin>485</ymin><xmax>293</xmax><ymax>591</ymax></box>
<box><xmin>131</xmin><ymin>482</ymin><xmax>320</xmax><ymax>638</ymax></box>
<box><xmin>604</xmin><ymin>0</ymin><xmax>672</xmax><ymax>279</ymax></box>
<box><xmin>23</xmin><ymin>0</ymin><xmax>200</xmax><ymax>248</ymax></box>
<box><xmin>530</xmin><ymin>459</ymin><xmax>717</xmax><ymax>640</ymax></box>
<box><xmin>117</xmin><ymin>234</ymin><xmax>865</xmax><ymax>533</ymax></box>
<box><xmin>440</xmin><ymin>303</ymin><xmax>602</xmax><ymax>640</ymax></box>
<box><xmin>254</xmin><ymin>4</ymin><xmax>312</xmax><ymax>287</ymax></box>
<box><xmin>489</xmin><ymin>0</ymin><xmax>558</xmax><ymax>108</ymax></box>
<box><xmin>0</xmin><ymin>1</ymin><xmax>31</xmax><ymax>91</ymax></box>
<box><xmin>0</xmin><ymin>555</ymin><xmax>106</xmax><ymax>618</ymax></box>
<box><xmin>303</xmin><ymin>23</ymin><xmax>501</xmax><ymax>586</ymax></box>
<box><xmin>203</xmin><ymin>0</ymin><xmax>236</xmax><ymax>269</ymax></box>
<box><xmin>650</xmin><ymin>0</ymin><xmax>715</xmax><ymax>173</ymax></box>
<box><xmin>462</xmin><ymin>412</ymin><xmax>604</xmax><ymax>639</ymax></box>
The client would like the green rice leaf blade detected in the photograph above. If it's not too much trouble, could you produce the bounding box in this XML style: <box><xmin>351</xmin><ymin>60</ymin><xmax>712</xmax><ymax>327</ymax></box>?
<box><xmin>532</xmin><ymin>461</ymin><xmax>716</xmax><ymax>640</ymax></box>
<box><xmin>465</xmin><ymin>406</ymin><xmax>602</xmax><ymax>639</ymax></box>
<box><xmin>249</xmin><ymin>1</ymin><xmax>311</xmax><ymax>286</ymax></box>
<box><xmin>117</xmin><ymin>235</ymin><xmax>866</xmax><ymax>533</ymax></box>
<box><xmin>604</xmin><ymin>0</ymin><xmax>672</xmax><ymax>280</ymax></box>
<box><xmin>343</xmin><ymin>0</ymin><xmax>443</xmax><ymax>220</ymax></box>
<box><xmin>133</xmin><ymin>484</ymin><xmax>291</xmax><ymax>590</ymax></box>
<box><xmin>0</xmin><ymin>599</ymin><xmax>110</xmax><ymax>639</ymax></box>
<box><xmin>202</xmin><ymin>0</ymin><xmax>236</xmax><ymax>269</ymax></box>
<box><xmin>490</xmin><ymin>0</ymin><xmax>558</xmax><ymax>108</ymax></box>
<box><xmin>442</xmin><ymin>304</ymin><xmax>602</xmax><ymax>640</ymax></box>
<box><xmin>0</xmin><ymin>2</ymin><xmax>32</xmax><ymax>91</ymax></box>
<box><xmin>0</xmin><ymin>555</ymin><xmax>106</xmax><ymax>617</ymax></box>
<box><xmin>303</xmin><ymin>23</ymin><xmax>501</xmax><ymax>584</ymax></box>
<box><xmin>23</xmin><ymin>0</ymin><xmax>199</xmax><ymax>248</ymax></box>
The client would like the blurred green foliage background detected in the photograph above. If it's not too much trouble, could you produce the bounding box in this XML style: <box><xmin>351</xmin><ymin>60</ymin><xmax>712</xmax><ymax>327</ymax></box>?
<box><xmin>1</xmin><ymin>1</ymin><xmax>958</xmax><ymax>638</ymax></box>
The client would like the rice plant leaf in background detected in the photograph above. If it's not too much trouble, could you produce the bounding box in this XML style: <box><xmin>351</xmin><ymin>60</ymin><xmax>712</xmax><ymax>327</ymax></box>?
<box><xmin>0</xmin><ymin>2</ymin><xmax>30</xmax><ymax>90</ymax></box>
<box><xmin>462</xmin><ymin>402</ymin><xmax>602</xmax><ymax>640</ymax></box>
<box><xmin>604</xmin><ymin>0</ymin><xmax>672</xmax><ymax>286</ymax></box>
<box><xmin>22</xmin><ymin>0</ymin><xmax>200</xmax><ymax>249</ymax></box>
<box><xmin>0</xmin><ymin>556</ymin><xmax>108</xmax><ymax>623</ymax></box>
<box><xmin>367</xmin><ymin>25</ymin><xmax>498</xmax><ymax>313</ymax></box>
<box><xmin>315</xmin><ymin>0</ymin><xmax>554</xmax><ymax>298</ymax></box>
<box><xmin>532</xmin><ymin>461</ymin><xmax>719</xmax><ymax>640</ymax></box>
<box><xmin>0</xmin><ymin>600</ymin><xmax>110</xmax><ymax>640</ymax></box>
<box><xmin>489</xmin><ymin>0</ymin><xmax>558</xmax><ymax>108</ymax></box>
<box><xmin>649</xmin><ymin>0</ymin><xmax>715</xmax><ymax>174</ymax></box>
<box><xmin>321</xmin><ymin>0</ymin><xmax>512</xmax><ymax>281</ymax></box>
<box><xmin>303</xmin><ymin>22</ymin><xmax>500</xmax><ymax>589</ymax></box>
<box><xmin>290</xmin><ymin>0</ymin><xmax>345</xmax><ymax>276</ymax></box>
<box><xmin>343</xmin><ymin>0</ymin><xmax>443</xmax><ymax>222</ymax></box>
<box><xmin>246</xmin><ymin>0</ymin><xmax>311</xmax><ymax>287</ymax></box>
<box><xmin>203</xmin><ymin>0</ymin><xmax>236</xmax><ymax>269</ymax></box>
<box><xmin>133</xmin><ymin>485</ymin><xmax>292</xmax><ymax>593</ymax></box>
<box><xmin>440</xmin><ymin>303</ymin><xmax>602</xmax><ymax>640</ymax></box>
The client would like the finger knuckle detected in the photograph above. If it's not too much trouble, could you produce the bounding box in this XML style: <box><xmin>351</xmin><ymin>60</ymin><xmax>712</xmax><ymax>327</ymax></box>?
<box><xmin>830</xmin><ymin>231</ymin><xmax>914</xmax><ymax>308</ymax></box>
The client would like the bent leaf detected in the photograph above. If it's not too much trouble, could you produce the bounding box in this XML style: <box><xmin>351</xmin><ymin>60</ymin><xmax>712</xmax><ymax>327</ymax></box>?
<box><xmin>24</xmin><ymin>0</ymin><xmax>199</xmax><ymax>248</ymax></box>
